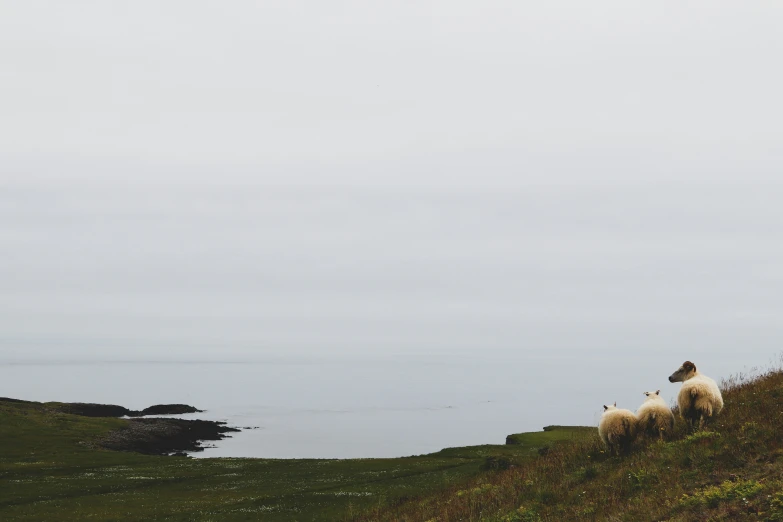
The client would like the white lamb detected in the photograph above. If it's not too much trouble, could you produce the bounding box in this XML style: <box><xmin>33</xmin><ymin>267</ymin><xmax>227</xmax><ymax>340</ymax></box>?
<box><xmin>636</xmin><ymin>390</ymin><xmax>675</xmax><ymax>440</ymax></box>
<box><xmin>668</xmin><ymin>361</ymin><xmax>724</xmax><ymax>430</ymax></box>
<box><xmin>598</xmin><ymin>403</ymin><xmax>637</xmax><ymax>456</ymax></box>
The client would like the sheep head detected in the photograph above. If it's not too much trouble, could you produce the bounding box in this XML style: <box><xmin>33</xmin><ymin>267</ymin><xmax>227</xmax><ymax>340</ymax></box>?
<box><xmin>668</xmin><ymin>361</ymin><xmax>697</xmax><ymax>383</ymax></box>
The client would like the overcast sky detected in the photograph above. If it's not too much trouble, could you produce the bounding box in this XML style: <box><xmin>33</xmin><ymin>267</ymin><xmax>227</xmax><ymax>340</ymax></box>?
<box><xmin>1</xmin><ymin>1</ymin><xmax>783</xmax><ymax>365</ymax></box>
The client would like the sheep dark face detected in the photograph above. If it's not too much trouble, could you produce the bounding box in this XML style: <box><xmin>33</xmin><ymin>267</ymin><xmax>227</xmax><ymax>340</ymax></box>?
<box><xmin>668</xmin><ymin>361</ymin><xmax>697</xmax><ymax>383</ymax></box>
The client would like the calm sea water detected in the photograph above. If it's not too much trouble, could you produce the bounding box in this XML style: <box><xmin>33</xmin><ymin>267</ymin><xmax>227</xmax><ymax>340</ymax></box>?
<box><xmin>0</xmin><ymin>350</ymin><xmax>770</xmax><ymax>458</ymax></box>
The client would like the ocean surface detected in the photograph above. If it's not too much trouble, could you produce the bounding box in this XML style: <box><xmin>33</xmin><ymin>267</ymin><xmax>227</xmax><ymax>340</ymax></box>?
<box><xmin>0</xmin><ymin>350</ymin><xmax>770</xmax><ymax>459</ymax></box>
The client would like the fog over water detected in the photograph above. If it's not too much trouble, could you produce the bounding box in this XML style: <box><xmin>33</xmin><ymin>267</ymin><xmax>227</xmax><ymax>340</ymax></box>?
<box><xmin>2</xmin><ymin>2</ymin><xmax>783</xmax><ymax>456</ymax></box>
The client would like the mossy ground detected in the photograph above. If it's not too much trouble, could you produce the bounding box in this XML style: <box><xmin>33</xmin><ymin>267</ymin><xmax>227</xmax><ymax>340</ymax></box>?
<box><xmin>0</xmin><ymin>399</ymin><xmax>586</xmax><ymax>521</ymax></box>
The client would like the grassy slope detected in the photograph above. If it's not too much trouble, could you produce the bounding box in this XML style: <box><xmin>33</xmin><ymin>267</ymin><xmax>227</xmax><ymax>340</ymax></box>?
<box><xmin>358</xmin><ymin>365</ymin><xmax>783</xmax><ymax>521</ymax></box>
<box><xmin>0</xmin><ymin>399</ymin><xmax>587</xmax><ymax>521</ymax></box>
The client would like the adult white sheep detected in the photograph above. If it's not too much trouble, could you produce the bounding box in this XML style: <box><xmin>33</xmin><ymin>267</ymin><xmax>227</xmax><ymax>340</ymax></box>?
<box><xmin>636</xmin><ymin>390</ymin><xmax>675</xmax><ymax>440</ymax></box>
<box><xmin>668</xmin><ymin>360</ymin><xmax>724</xmax><ymax>430</ymax></box>
<box><xmin>598</xmin><ymin>403</ymin><xmax>637</xmax><ymax>456</ymax></box>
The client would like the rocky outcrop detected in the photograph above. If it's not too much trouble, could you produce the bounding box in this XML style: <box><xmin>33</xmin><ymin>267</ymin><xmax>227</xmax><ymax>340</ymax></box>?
<box><xmin>0</xmin><ymin>397</ymin><xmax>238</xmax><ymax>457</ymax></box>
<box><xmin>139</xmin><ymin>404</ymin><xmax>203</xmax><ymax>416</ymax></box>
<box><xmin>49</xmin><ymin>402</ymin><xmax>203</xmax><ymax>417</ymax></box>
<box><xmin>98</xmin><ymin>418</ymin><xmax>239</xmax><ymax>455</ymax></box>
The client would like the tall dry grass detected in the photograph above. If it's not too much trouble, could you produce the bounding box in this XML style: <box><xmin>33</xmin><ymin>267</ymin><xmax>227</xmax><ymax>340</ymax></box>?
<box><xmin>354</xmin><ymin>355</ymin><xmax>783</xmax><ymax>521</ymax></box>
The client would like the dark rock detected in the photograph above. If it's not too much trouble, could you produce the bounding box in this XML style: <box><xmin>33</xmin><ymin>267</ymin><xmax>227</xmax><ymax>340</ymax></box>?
<box><xmin>138</xmin><ymin>404</ymin><xmax>203</xmax><ymax>416</ymax></box>
<box><xmin>99</xmin><ymin>418</ymin><xmax>240</xmax><ymax>455</ymax></box>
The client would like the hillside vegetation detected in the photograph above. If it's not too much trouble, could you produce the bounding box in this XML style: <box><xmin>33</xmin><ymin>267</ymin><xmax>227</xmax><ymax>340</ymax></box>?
<box><xmin>356</xmin><ymin>362</ymin><xmax>783</xmax><ymax>521</ymax></box>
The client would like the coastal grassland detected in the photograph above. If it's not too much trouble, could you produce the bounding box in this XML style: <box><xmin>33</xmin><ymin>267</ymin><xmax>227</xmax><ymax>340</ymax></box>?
<box><xmin>0</xmin><ymin>398</ymin><xmax>588</xmax><ymax>521</ymax></box>
<box><xmin>355</xmin><ymin>361</ymin><xmax>783</xmax><ymax>521</ymax></box>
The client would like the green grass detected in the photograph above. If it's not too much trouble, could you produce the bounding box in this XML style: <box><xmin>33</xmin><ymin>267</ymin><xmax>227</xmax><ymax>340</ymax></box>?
<box><xmin>504</xmin><ymin>425</ymin><xmax>593</xmax><ymax>447</ymax></box>
<box><xmin>0</xmin><ymin>399</ymin><xmax>585</xmax><ymax>521</ymax></box>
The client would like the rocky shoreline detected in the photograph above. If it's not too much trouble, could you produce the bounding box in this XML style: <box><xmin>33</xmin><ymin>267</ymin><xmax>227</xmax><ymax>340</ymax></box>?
<box><xmin>98</xmin><ymin>417</ymin><xmax>239</xmax><ymax>455</ymax></box>
<box><xmin>0</xmin><ymin>397</ymin><xmax>240</xmax><ymax>456</ymax></box>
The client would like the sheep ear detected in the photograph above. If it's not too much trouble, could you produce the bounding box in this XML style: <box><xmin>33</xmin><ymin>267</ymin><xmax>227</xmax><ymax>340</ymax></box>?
<box><xmin>603</xmin><ymin>405</ymin><xmax>608</xmax><ymax>411</ymax></box>
<box><xmin>613</xmin><ymin>401</ymin><xmax>617</xmax><ymax>407</ymax></box>
<box><xmin>656</xmin><ymin>390</ymin><xmax>660</xmax><ymax>395</ymax></box>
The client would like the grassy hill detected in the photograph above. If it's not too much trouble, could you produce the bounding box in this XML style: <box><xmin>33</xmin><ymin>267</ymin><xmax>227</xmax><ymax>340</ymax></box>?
<box><xmin>3</xmin><ymin>362</ymin><xmax>782</xmax><ymax>521</ymax></box>
<box><xmin>355</xmin><ymin>363</ymin><xmax>783</xmax><ymax>521</ymax></box>
<box><xmin>0</xmin><ymin>398</ymin><xmax>588</xmax><ymax>521</ymax></box>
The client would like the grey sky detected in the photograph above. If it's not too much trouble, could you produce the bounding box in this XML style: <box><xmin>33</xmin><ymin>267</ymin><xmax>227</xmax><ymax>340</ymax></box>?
<box><xmin>1</xmin><ymin>2</ymin><xmax>783</xmax><ymax>366</ymax></box>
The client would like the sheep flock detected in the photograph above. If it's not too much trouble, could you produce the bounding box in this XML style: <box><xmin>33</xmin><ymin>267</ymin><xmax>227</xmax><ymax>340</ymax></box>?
<box><xmin>598</xmin><ymin>360</ymin><xmax>723</xmax><ymax>455</ymax></box>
